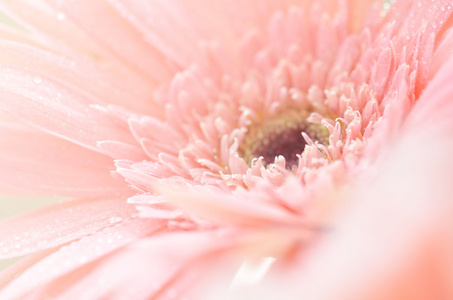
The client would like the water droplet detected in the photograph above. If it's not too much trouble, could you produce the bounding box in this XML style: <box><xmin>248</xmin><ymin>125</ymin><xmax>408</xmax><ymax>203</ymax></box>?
<box><xmin>380</xmin><ymin>3</ymin><xmax>391</xmax><ymax>17</ymax></box>
<box><xmin>109</xmin><ymin>216</ymin><xmax>123</xmax><ymax>224</ymax></box>
<box><xmin>33</xmin><ymin>76</ymin><xmax>42</xmax><ymax>84</ymax></box>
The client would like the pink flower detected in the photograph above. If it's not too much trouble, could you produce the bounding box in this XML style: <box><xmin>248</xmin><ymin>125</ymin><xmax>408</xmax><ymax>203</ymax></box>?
<box><xmin>0</xmin><ymin>0</ymin><xmax>453</xmax><ymax>299</ymax></box>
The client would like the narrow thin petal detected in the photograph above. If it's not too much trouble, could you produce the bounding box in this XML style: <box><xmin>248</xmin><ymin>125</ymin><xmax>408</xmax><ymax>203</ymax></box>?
<box><xmin>216</xmin><ymin>117</ymin><xmax>453</xmax><ymax>300</ymax></box>
<box><xmin>158</xmin><ymin>184</ymin><xmax>308</xmax><ymax>228</ymax></box>
<box><xmin>406</xmin><ymin>51</ymin><xmax>453</xmax><ymax>132</ymax></box>
<box><xmin>108</xmin><ymin>0</ymin><xmax>307</xmax><ymax>70</ymax></box>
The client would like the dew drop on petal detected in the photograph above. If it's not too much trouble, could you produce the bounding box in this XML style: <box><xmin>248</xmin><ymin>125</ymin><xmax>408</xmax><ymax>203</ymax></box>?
<box><xmin>33</xmin><ymin>76</ymin><xmax>42</xmax><ymax>84</ymax></box>
<box><xmin>108</xmin><ymin>216</ymin><xmax>123</xmax><ymax>224</ymax></box>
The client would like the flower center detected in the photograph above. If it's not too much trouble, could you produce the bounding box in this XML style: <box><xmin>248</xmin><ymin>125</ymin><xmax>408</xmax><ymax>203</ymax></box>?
<box><xmin>239</xmin><ymin>110</ymin><xmax>329</xmax><ymax>170</ymax></box>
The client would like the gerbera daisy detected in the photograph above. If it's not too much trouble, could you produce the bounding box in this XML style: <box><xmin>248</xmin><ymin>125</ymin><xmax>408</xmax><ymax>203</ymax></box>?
<box><xmin>0</xmin><ymin>0</ymin><xmax>452</xmax><ymax>299</ymax></box>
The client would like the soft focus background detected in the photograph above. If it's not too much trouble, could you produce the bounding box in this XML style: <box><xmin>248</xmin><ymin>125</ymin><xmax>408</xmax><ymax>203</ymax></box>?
<box><xmin>0</xmin><ymin>197</ymin><xmax>61</xmax><ymax>221</ymax></box>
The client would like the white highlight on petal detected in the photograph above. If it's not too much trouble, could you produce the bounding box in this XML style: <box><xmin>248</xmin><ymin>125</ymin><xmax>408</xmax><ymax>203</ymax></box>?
<box><xmin>230</xmin><ymin>257</ymin><xmax>276</xmax><ymax>290</ymax></box>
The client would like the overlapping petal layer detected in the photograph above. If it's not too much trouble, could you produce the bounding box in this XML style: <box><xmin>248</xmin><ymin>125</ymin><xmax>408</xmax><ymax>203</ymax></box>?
<box><xmin>0</xmin><ymin>0</ymin><xmax>452</xmax><ymax>299</ymax></box>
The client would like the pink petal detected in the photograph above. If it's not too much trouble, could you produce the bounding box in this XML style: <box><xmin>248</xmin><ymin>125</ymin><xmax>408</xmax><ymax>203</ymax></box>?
<box><xmin>405</xmin><ymin>53</ymin><xmax>453</xmax><ymax>132</ymax></box>
<box><xmin>216</xmin><ymin>117</ymin><xmax>453</xmax><ymax>300</ymax></box>
<box><xmin>0</xmin><ymin>119</ymin><xmax>131</xmax><ymax>196</ymax></box>
<box><xmin>0</xmin><ymin>39</ymin><xmax>160</xmax><ymax>115</ymax></box>
<box><xmin>0</xmin><ymin>248</ymin><xmax>56</xmax><ymax>290</ymax></box>
<box><xmin>389</xmin><ymin>0</ymin><xmax>453</xmax><ymax>41</ymax></box>
<box><xmin>431</xmin><ymin>26</ymin><xmax>453</xmax><ymax>78</ymax></box>
<box><xmin>97</xmin><ymin>140</ymin><xmax>147</xmax><ymax>161</ymax></box>
<box><xmin>107</xmin><ymin>0</ymin><xmax>309</xmax><ymax>70</ymax></box>
<box><xmin>24</xmin><ymin>230</ymin><xmax>236</xmax><ymax>300</ymax></box>
<box><xmin>158</xmin><ymin>184</ymin><xmax>308</xmax><ymax>228</ymax></box>
<box><xmin>116</xmin><ymin>167</ymin><xmax>160</xmax><ymax>193</ymax></box>
<box><xmin>108</xmin><ymin>0</ymin><xmax>236</xmax><ymax>68</ymax></box>
<box><xmin>0</xmin><ymin>23</ymin><xmax>44</xmax><ymax>48</ymax></box>
<box><xmin>41</xmin><ymin>0</ymin><xmax>176</xmax><ymax>82</ymax></box>
<box><xmin>0</xmin><ymin>217</ymin><xmax>165</xmax><ymax>300</ymax></box>
<box><xmin>298</xmin><ymin>130</ymin><xmax>453</xmax><ymax>300</ymax></box>
<box><xmin>0</xmin><ymin>197</ymin><xmax>137</xmax><ymax>259</ymax></box>
<box><xmin>0</xmin><ymin>0</ymin><xmax>167</xmax><ymax>113</ymax></box>
<box><xmin>217</xmin><ymin>55</ymin><xmax>453</xmax><ymax>300</ymax></box>
<box><xmin>0</xmin><ymin>66</ymin><xmax>136</xmax><ymax>153</ymax></box>
<box><xmin>347</xmin><ymin>0</ymin><xmax>381</xmax><ymax>32</ymax></box>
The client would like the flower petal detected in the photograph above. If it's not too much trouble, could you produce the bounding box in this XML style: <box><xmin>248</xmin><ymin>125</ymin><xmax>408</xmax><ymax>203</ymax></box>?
<box><xmin>0</xmin><ymin>216</ymin><xmax>165</xmax><ymax>300</ymax></box>
<box><xmin>0</xmin><ymin>66</ymin><xmax>137</xmax><ymax>153</ymax></box>
<box><xmin>0</xmin><ymin>197</ymin><xmax>138</xmax><ymax>259</ymax></box>
<box><xmin>0</xmin><ymin>249</ymin><xmax>58</xmax><ymax>295</ymax></box>
<box><xmin>215</xmin><ymin>54</ymin><xmax>453</xmax><ymax>299</ymax></box>
<box><xmin>347</xmin><ymin>0</ymin><xmax>381</xmax><ymax>32</ymax></box>
<box><xmin>294</xmin><ymin>127</ymin><xmax>453</xmax><ymax>300</ymax></box>
<box><xmin>410</xmin><ymin>51</ymin><xmax>453</xmax><ymax>124</ymax></box>
<box><xmin>18</xmin><ymin>230</ymin><xmax>237</xmax><ymax>300</ymax></box>
<box><xmin>0</xmin><ymin>39</ymin><xmax>160</xmax><ymax>115</ymax></box>
<box><xmin>0</xmin><ymin>0</ymin><xmax>173</xmax><ymax>81</ymax></box>
<box><xmin>158</xmin><ymin>183</ymin><xmax>309</xmax><ymax>228</ymax></box>
<box><xmin>0</xmin><ymin>0</ymin><xmax>167</xmax><ymax>117</ymax></box>
<box><xmin>214</xmin><ymin>117</ymin><xmax>453</xmax><ymax>300</ymax></box>
<box><xmin>0</xmin><ymin>119</ymin><xmax>131</xmax><ymax>197</ymax></box>
<box><xmin>40</xmin><ymin>0</ymin><xmax>176</xmax><ymax>82</ymax></box>
<box><xmin>107</xmin><ymin>0</ymin><xmax>308</xmax><ymax>69</ymax></box>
